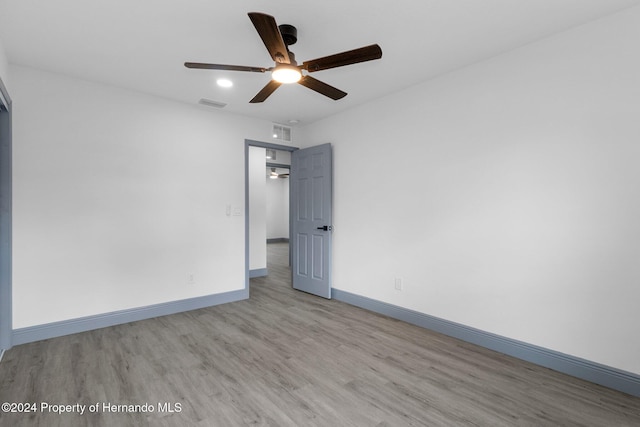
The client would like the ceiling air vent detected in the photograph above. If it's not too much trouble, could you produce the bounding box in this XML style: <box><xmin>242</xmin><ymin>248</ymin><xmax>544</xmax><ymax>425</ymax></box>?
<box><xmin>198</xmin><ymin>98</ymin><xmax>227</xmax><ymax>109</ymax></box>
<box><xmin>272</xmin><ymin>124</ymin><xmax>292</xmax><ymax>142</ymax></box>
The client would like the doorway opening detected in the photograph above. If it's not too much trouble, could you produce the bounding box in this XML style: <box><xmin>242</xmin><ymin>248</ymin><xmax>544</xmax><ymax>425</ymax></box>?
<box><xmin>265</xmin><ymin>163</ymin><xmax>290</xmax><ymax>266</ymax></box>
<box><xmin>244</xmin><ymin>139</ymin><xmax>297</xmax><ymax>293</ymax></box>
<box><xmin>245</xmin><ymin>140</ymin><xmax>334</xmax><ymax>299</ymax></box>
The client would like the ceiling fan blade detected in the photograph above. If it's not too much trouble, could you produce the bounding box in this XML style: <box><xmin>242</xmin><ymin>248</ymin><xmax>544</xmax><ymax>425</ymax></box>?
<box><xmin>298</xmin><ymin>76</ymin><xmax>347</xmax><ymax>100</ymax></box>
<box><xmin>302</xmin><ymin>44</ymin><xmax>382</xmax><ymax>72</ymax></box>
<box><xmin>248</xmin><ymin>12</ymin><xmax>291</xmax><ymax>64</ymax></box>
<box><xmin>250</xmin><ymin>80</ymin><xmax>282</xmax><ymax>103</ymax></box>
<box><xmin>184</xmin><ymin>62</ymin><xmax>268</xmax><ymax>73</ymax></box>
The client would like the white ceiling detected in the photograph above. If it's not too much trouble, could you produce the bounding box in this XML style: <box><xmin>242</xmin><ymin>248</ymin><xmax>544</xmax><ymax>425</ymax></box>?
<box><xmin>1</xmin><ymin>0</ymin><xmax>639</xmax><ymax>125</ymax></box>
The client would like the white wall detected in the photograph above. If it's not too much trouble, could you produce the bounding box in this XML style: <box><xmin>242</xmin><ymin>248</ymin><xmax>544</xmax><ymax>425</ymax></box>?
<box><xmin>266</xmin><ymin>175</ymin><xmax>289</xmax><ymax>239</ymax></box>
<box><xmin>267</xmin><ymin>149</ymin><xmax>291</xmax><ymax>166</ymax></box>
<box><xmin>249</xmin><ymin>147</ymin><xmax>267</xmax><ymax>271</ymax></box>
<box><xmin>11</xmin><ymin>65</ymin><xmax>274</xmax><ymax>328</ymax></box>
<box><xmin>0</xmin><ymin>36</ymin><xmax>8</xmax><ymax>88</ymax></box>
<box><xmin>299</xmin><ymin>6</ymin><xmax>640</xmax><ymax>375</ymax></box>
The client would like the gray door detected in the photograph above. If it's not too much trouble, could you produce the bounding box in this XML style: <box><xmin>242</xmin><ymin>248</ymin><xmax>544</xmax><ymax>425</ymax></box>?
<box><xmin>291</xmin><ymin>143</ymin><xmax>332</xmax><ymax>298</ymax></box>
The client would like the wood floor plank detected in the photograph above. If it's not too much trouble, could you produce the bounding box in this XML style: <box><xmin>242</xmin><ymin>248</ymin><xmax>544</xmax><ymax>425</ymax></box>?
<box><xmin>1</xmin><ymin>242</ymin><xmax>639</xmax><ymax>426</ymax></box>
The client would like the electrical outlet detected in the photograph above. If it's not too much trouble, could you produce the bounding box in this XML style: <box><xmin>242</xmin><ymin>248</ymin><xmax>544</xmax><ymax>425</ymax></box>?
<box><xmin>394</xmin><ymin>277</ymin><xmax>403</xmax><ymax>291</ymax></box>
<box><xmin>187</xmin><ymin>273</ymin><xmax>196</xmax><ymax>285</ymax></box>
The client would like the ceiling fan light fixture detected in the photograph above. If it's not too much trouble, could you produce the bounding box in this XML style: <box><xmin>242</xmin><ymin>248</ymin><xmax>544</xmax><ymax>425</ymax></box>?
<box><xmin>271</xmin><ymin>65</ymin><xmax>302</xmax><ymax>84</ymax></box>
<box><xmin>216</xmin><ymin>78</ymin><xmax>233</xmax><ymax>88</ymax></box>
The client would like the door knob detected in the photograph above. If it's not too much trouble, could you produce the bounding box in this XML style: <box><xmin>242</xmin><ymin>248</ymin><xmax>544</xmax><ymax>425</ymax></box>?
<box><xmin>316</xmin><ymin>225</ymin><xmax>333</xmax><ymax>231</ymax></box>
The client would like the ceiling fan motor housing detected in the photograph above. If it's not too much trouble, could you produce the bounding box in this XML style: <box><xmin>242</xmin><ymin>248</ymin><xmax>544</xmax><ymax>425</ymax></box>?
<box><xmin>279</xmin><ymin>24</ymin><xmax>297</xmax><ymax>46</ymax></box>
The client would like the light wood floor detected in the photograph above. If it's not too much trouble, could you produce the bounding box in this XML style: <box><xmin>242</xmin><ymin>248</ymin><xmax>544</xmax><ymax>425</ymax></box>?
<box><xmin>1</xmin><ymin>243</ymin><xmax>639</xmax><ymax>426</ymax></box>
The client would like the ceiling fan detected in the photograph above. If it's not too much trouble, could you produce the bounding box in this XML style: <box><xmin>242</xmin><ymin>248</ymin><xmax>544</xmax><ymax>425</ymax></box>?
<box><xmin>269</xmin><ymin>168</ymin><xmax>289</xmax><ymax>179</ymax></box>
<box><xmin>185</xmin><ymin>12</ymin><xmax>383</xmax><ymax>103</ymax></box>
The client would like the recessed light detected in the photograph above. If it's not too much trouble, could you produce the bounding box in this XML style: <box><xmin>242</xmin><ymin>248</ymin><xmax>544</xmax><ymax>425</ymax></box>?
<box><xmin>216</xmin><ymin>78</ymin><xmax>233</xmax><ymax>88</ymax></box>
